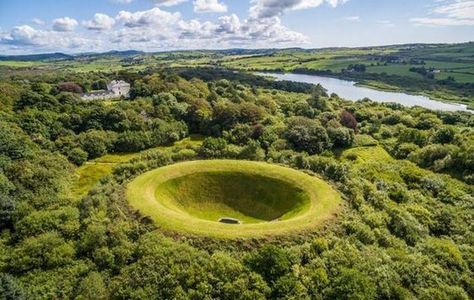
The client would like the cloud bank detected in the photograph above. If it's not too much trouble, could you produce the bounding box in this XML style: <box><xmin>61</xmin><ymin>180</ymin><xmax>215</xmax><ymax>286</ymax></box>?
<box><xmin>0</xmin><ymin>0</ymin><xmax>352</xmax><ymax>53</ymax></box>
<box><xmin>411</xmin><ymin>0</ymin><xmax>474</xmax><ymax>26</ymax></box>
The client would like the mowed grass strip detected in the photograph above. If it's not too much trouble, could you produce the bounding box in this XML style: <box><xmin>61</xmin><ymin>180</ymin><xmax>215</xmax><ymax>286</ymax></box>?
<box><xmin>127</xmin><ymin>160</ymin><xmax>341</xmax><ymax>239</ymax></box>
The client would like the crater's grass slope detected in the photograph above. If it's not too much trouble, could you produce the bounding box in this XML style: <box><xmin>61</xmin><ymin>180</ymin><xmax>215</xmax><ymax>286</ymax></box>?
<box><xmin>158</xmin><ymin>172</ymin><xmax>309</xmax><ymax>223</ymax></box>
<box><xmin>127</xmin><ymin>160</ymin><xmax>341</xmax><ymax>238</ymax></box>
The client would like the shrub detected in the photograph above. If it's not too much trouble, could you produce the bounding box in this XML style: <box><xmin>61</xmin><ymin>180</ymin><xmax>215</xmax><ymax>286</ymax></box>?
<box><xmin>388</xmin><ymin>207</ymin><xmax>428</xmax><ymax>246</ymax></box>
<box><xmin>68</xmin><ymin>147</ymin><xmax>88</xmax><ymax>166</ymax></box>
<box><xmin>394</xmin><ymin>143</ymin><xmax>419</xmax><ymax>159</ymax></box>
<box><xmin>431</xmin><ymin>127</ymin><xmax>456</xmax><ymax>144</ymax></box>
<box><xmin>239</xmin><ymin>141</ymin><xmax>265</xmax><ymax>161</ymax></box>
<box><xmin>198</xmin><ymin>137</ymin><xmax>228</xmax><ymax>158</ymax></box>
<box><xmin>171</xmin><ymin>149</ymin><xmax>197</xmax><ymax>161</ymax></box>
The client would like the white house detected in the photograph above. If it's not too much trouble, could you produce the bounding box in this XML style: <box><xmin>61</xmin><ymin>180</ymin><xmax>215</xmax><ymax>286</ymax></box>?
<box><xmin>81</xmin><ymin>80</ymin><xmax>130</xmax><ymax>101</ymax></box>
<box><xmin>107</xmin><ymin>80</ymin><xmax>131</xmax><ymax>98</ymax></box>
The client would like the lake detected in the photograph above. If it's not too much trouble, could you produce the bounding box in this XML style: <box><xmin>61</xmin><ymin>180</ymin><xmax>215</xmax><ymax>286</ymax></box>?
<box><xmin>256</xmin><ymin>72</ymin><xmax>471</xmax><ymax>113</ymax></box>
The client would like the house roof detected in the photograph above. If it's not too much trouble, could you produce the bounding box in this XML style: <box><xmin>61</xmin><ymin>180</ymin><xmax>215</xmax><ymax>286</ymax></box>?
<box><xmin>109</xmin><ymin>80</ymin><xmax>130</xmax><ymax>86</ymax></box>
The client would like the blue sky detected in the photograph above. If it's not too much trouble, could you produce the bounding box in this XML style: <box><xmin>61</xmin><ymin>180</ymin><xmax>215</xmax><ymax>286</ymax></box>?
<box><xmin>0</xmin><ymin>0</ymin><xmax>473</xmax><ymax>54</ymax></box>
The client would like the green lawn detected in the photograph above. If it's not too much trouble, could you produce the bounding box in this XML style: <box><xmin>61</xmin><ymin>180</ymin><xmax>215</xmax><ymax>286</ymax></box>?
<box><xmin>127</xmin><ymin>160</ymin><xmax>341</xmax><ymax>239</ymax></box>
<box><xmin>69</xmin><ymin>135</ymin><xmax>204</xmax><ymax>199</ymax></box>
<box><xmin>366</xmin><ymin>64</ymin><xmax>424</xmax><ymax>78</ymax></box>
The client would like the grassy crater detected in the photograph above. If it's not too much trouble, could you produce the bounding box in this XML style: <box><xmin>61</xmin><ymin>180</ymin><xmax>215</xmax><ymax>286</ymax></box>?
<box><xmin>157</xmin><ymin>172</ymin><xmax>310</xmax><ymax>224</ymax></box>
<box><xmin>127</xmin><ymin>160</ymin><xmax>341</xmax><ymax>238</ymax></box>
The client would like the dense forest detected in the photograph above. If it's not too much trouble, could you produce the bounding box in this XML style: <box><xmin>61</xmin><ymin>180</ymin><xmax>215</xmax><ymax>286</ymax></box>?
<box><xmin>0</xmin><ymin>67</ymin><xmax>473</xmax><ymax>299</ymax></box>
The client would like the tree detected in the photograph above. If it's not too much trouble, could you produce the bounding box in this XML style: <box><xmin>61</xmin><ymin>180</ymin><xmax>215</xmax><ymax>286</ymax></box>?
<box><xmin>431</xmin><ymin>127</ymin><xmax>456</xmax><ymax>144</ymax></box>
<box><xmin>152</xmin><ymin>120</ymin><xmax>188</xmax><ymax>146</ymax></box>
<box><xmin>328</xmin><ymin>127</ymin><xmax>354</xmax><ymax>148</ymax></box>
<box><xmin>0</xmin><ymin>273</ymin><xmax>25</xmax><ymax>300</ymax></box>
<box><xmin>408</xmin><ymin>144</ymin><xmax>458</xmax><ymax>170</ymax></box>
<box><xmin>0</xmin><ymin>195</ymin><xmax>14</xmax><ymax>230</ymax></box>
<box><xmin>239</xmin><ymin>140</ymin><xmax>265</xmax><ymax>161</ymax></box>
<box><xmin>388</xmin><ymin>207</ymin><xmax>428</xmax><ymax>246</ymax></box>
<box><xmin>212</xmin><ymin>101</ymin><xmax>240</xmax><ymax>131</ymax></box>
<box><xmin>68</xmin><ymin>148</ymin><xmax>88</xmax><ymax>166</ymax></box>
<box><xmin>398</xmin><ymin>128</ymin><xmax>428</xmax><ymax>147</ymax></box>
<box><xmin>285</xmin><ymin>117</ymin><xmax>331</xmax><ymax>154</ymax></box>
<box><xmin>152</xmin><ymin>92</ymin><xmax>188</xmax><ymax>119</ymax></box>
<box><xmin>10</xmin><ymin>232</ymin><xmax>76</xmax><ymax>272</ymax></box>
<box><xmin>91</xmin><ymin>79</ymin><xmax>108</xmax><ymax>91</ymax></box>
<box><xmin>328</xmin><ymin>268</ymin><xmax>376</xmax><ymax>300</ymax></box>
<box><xmin>198</xmin><ymin>137</ymin><xmax>228</xmax><ymax>158</ymax></box>
<box><xmin>224</xmin><ymin>124</ymin><xmax>253</xmax><ymax>145</ymax></box>
<box><xmin>306</xmin><ymin>84</ymin><xmax>328</xmax><ymax>111</ymax></box>
<box><xmin>340</xmin><ymin>111</ymin><xmax>358</xmax><ymax>130</ymax></box>
<box><xmin>239</xmin><ymin>102</ymin><xmax>265</xmax><ymax>124</ymax></box>
<box><xmin>78</xmin><ymin>130</ymin><xmax>114</xmax><ymax>158</ymax></box>
<box><xmin>0</xmin><ymin>122</ymin><xmax>33</xmax><ymax>160</ymax></box>
<box><xmin>76</xmin><ymin>272</ymin><xmax>108</xmax><ymax>300</ymax></box>
<box><xmin>246</xmin><ymin>245</ymin><xmax>294</xmax><ymax>284</ymax></box>
<box><xmin>115</xmin><ymin>131</ymin><xmax>153</xmax><ymax>152</ymax></box>
<box><xmin>58</xmin><ymin>82</ymin><xmax>83</xmax><ymax>94</ymax></box>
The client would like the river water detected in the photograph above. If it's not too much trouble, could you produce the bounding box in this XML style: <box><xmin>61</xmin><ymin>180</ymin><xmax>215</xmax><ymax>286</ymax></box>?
<box><xmin>256</xmin><ymin>72</ymin><xmax>471</xmax><ymax>113</ymax></box>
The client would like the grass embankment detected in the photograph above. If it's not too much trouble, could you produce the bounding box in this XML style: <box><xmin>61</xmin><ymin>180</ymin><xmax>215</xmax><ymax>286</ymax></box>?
<box><xmin>127</xmin><ymin>160</ymin><xmax>341</xmax><ymax>239</ymax></box>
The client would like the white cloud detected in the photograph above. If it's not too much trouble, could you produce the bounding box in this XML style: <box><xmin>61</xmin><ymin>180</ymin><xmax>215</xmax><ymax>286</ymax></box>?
<box><xmin>0</xmin><ymin>25</ymin><xmax>89</xmax><ymax>49</ymax></box>
<box><xmin>83</xmin><ymin>13</ymin><xmax>116</xmax><ymax>30</ymax></box>
<box><xmin>1</xmin><ymin>2</ymin><xmax>320</xmax><ymax>53</ymax></box>
<box><xmin>344</xmin><ymin>16</ymin><xmax>360</xmax><ymax>21</ymax></box>
<box><xmin>411</xmin><ymin>17</ymin><xmax>474</xmax><ymax>26</ymax></box>
<box><xmin>116</xmin><ymin>7</ymin><xmax>181</xmax><ymax>28</ymax></box>
<box><xmin>153</xmin><ymin>0</ymin><xmax>188</xmax><ymax>7</ymax></box>
<box><xmin>216</xmin><ymin>14</ymin><xmax>241</xmax><ymax>33</ymax></box>
<box><xmin>325</xmin><ymin>0</ymin><xmax>349</xmax><ymax>8</ymax></box>
<box><xmin>52</xmin><ymin>17</ymin><xmax>78</xmax><ymax>32</ymax></box>
<box><xmin>3</xmin><ymin>25</ymin><xmax>45</xmax><ymax>46</ymax></box>
<box><xmin>434</xmin><ymin>0</ymin><xmax>474</xmax><ymax>19</ymax></box>
<box><xmin>377</xmin><ymin>20</ymin><xmax>395</xmax><ymax>28</ymax></box>
<box><xmin>193</xmin><ymin>0</ymin><xmax>228</xmax><ymax>13</ymax></box>
<box><xmin>411</xmin><ymin>0</ymin><xmax>474</xmax><ymax>26</ymax></box>
<box><xmin>32</xmin><ymin>18</ymin><xmax>45</xmax><ymax>25</ymax></box>
<box><xmin>179</xmin><ymin>19</ymin><xmax>218</xmax><ymax>38</ymax></box>
<box><xmin>250</xmin><ymin>0</ymin><xmax>349</xmax><ymax>19</ymax></box>
<box><xmin>247</xmin><ymin>16</ymin><xmax>308</xmax><ymax>44</ymax></box>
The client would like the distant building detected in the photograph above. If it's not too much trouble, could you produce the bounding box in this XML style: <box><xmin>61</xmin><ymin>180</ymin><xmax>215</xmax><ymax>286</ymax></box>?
<box><xmin>81</xmin><ymin>80</ymin><xmax>130</xmax><ymax>101</ymax></box>
<box><xmin>107</xmin><ymin>80</ymin><xmax>131</xmax><ymax>97</ymax></box>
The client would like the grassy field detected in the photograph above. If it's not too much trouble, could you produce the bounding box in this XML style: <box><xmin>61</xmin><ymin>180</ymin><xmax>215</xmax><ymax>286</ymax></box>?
<box><xmin>127</xmin><ymin>160</ymin><xmax>341</xmax><ymax>239</ymax></box>
<box><xmin>70</xmin><ymin>136</ymin><xmax>204</xmax><ymax>199</ymax></box>
<box><xmin>0</xmin><ymin>61</ymin><xmax>45</xmax><ymax>67</ymax></box>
